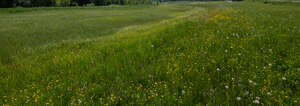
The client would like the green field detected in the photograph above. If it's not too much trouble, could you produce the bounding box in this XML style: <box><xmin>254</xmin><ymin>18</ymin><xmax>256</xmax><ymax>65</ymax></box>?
<box><xmin>0</xmin><ymin>3</ymin><xmax>191</xmax><ymax>64</ymax></box>
<box><xmin>1</xmin><ymin>1</ymin><xmax>300</xmax><ymax>105</ymax></box>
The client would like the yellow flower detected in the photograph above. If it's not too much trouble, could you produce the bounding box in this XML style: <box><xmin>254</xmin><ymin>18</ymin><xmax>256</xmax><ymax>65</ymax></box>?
<box><xmin>35</xmin><ymin>98</ymin><xmax>38</xmax><ymax>102</ymax></box>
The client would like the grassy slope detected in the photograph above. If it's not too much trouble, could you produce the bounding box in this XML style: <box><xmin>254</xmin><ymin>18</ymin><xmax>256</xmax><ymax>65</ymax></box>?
<box><xmin>1</xmin><ymin>2</ymin><xmax>300</xmax><ymax>105</ymax></box>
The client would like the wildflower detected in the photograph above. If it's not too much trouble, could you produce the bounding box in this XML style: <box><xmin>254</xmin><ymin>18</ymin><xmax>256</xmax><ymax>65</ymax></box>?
<box><xmin>225</xmin><ymin>49</ymin><xmax>228</xmax><ymax>53</ymax></box>
<box><xmin>267</xmin><ymin>92</ymin><xmax>272</xmax><ymax>96</ymax></box>
<box><xmin>225</xmin><ymin>85</ymin><xmax>229</xmax><ymax>89</ymax></box>
<box><xmin>151</xmin><ymin>45</ymin><xmax>154</xmax><ymax>48</ymax></box>
<box><xmin>282</xmin><ymin>77</ymin><xmax>286</xmax><ymax>81</ymax></box>
<box><xmin>182</xmin><ymin>90</ymin><xmax>186</xmax><ymax>94</ymax></box>
<box><xmin>269</xmin><ymin>63</ymin><xmax>272</xmax><ymax>66</ymax></box>
<box><xmin>256</xmin><ymin>97</ymin><xmax>260</xmax><ymax>100</ymax></box>
<box><xmin>253</xmin><ymin>99</ymin><xmax>260</xmax><ymax>104</ymax></box>
<box><xmin>245</xmin><ymin>91</ymin><xmax>249</xmax><ymax>95</ymax></box>
<box><xmin>268</xmin><ymin>49</ymin><xmax>272</xmax><ymax>52</ymax></box>
<box><xmin>216</xmin><ymin>68</ymin><xmax>220</xmax><ymax>71</ymax></box>
<box><xmin>78</xmin><ymin>99</ymin><xmax>82</xmax><ymax>104</ymax></box>
<box><xmin>236</xmin><ymin>97</ymin><xmax>241</xmax><ymax>101</ymax></box>
<box><xmin>206</xmin><ymin>89</ymin><xmax>215</xmax><ymax>96</ymax></box>
<box><xmin>253</xmin><ymin>82</ymin><xmax>257</xmax><ymax>86</ymax></box>
<box><xmin>238</xmin><ymin>53</ymin><xmax>241</xmax><ymax>56</ymax></box>
<box><xmin>35</xmin><ymin>98</ymin><xmax>38</xmax><ymax>102</ymax></box>
<box><xmin>230</xmin><ymin>46</ymin><xmax>233</xmax><ymax>49</ymax></box>
<box><xmin>249</xmin><ymin>80</ymin><xmax>253</xmax><ymax>83</ymax></box>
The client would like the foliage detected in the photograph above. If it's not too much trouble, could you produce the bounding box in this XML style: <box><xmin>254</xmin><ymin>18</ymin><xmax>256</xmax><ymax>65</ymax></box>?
<box><xmin>74</xmin><ymin>0</ymin><xmax>91</xmax><ymax>6</ymax></box>
<box><xmin>92</xmin><ymin>0</ymin><xmax>111</xmax><ymax>6</ymax></box>
<box><xmin>0</xmin><ymin>0</ymin><xmax>14</xmax><ymax>8</ymax></box>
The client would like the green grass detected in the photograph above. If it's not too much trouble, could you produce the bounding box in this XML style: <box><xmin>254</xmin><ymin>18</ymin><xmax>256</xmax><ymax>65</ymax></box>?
<box><xmin>0</xmin><ymin>3</ymin><xmax>191</xmax><ymax>64</ymax></box>
<box><xmin>1</xmin><ymin>1</ymin><xmax>300</xmax><ymax>105</ymax></box>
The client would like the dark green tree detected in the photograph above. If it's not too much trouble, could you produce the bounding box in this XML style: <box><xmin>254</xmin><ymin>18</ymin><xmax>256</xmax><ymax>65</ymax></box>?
<box><xmin>73</xmin><ymin>0</ymin><xmax>91</xmax><ymax>6</ymax></box>
<box><xmin>0</xmin><ymin>0</ymin><xmax>14</xmax><ymax>8</ymax></box>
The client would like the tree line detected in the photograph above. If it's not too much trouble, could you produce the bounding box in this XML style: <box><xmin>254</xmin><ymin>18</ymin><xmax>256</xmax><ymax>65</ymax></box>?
<box><xmin>0</xmin><ymin>0</ymin><xmax>155</xmax><ymax>8</ymax></box>
<box><xmin>0</xmin><ymin>0</ymin><xmax>244</xmax><ymax>8</ymax></box>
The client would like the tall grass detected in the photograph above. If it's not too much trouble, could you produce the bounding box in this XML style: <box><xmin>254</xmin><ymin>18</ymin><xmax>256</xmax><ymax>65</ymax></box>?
<box><xmin>0</xmin><ymin>3</ymin><xmax>192</xmax><ymax>64</ymax></box>
<box><xmin>0</xmin><ymin>1</ymin><xmax>299</xmax><ymax>105</ymax></box>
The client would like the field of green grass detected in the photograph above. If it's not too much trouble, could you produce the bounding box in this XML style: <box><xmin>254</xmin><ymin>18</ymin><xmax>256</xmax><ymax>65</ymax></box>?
<box><xmin>1</xmin><ymin>1</ymin><xmax>300</xmax><ymax>105</ymax></box>
<box><xmin>0</xmin><ymin>3</ymin><xmax>191</xmax><ymax>64</ymax></box>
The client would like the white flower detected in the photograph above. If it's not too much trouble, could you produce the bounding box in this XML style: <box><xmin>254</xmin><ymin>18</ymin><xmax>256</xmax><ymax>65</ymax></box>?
<box><xmin>78</xmin><ymin>99</ymin><xmax>82</xmax><ymax>104</ymax></box>
<box><xmin>217</xmin><ymin>68</ymin><xmax>220</xmax><ymax>71</ymax></box>
<box><xmin>253</xmin><ymin>99</ymin><xmax>260</xmax><ymax>104</ymax></box>
<box><xmin>151</xmin><ymin>45</ymin><xmax>154</xmax><ymax>48</ymax></box>
<box><xmin>238</xmin><ymin>53</ymin><xmax>242</xmax><ymax>56</ymax></box>
<box><xmin>267</xmin><ymin>92</ymin><xmax>272</xmax><ymax>96</ymax></box>
<box><xmin>282</xmin><ymin>77</ymin><xmax>286</xmax><ymax>81</ymax></box>
<box><xmin>236</xmin><ymin>97</ymin><xmax>241</xmax><ymax>101</ymax></box>
<box><xmin>230</xmin><ymin>46</ymin><xmax>233</xmax><ymax>49</ymax></box>
<box><xmin>269</xmin><ymin>63</ymin><xmax>272</xmax><ymax>66</ymax></box>
<box><xmin>256</xmin><ymin>97</ymin><xmax>260</xmax><ymax>100</ymax></box>
<box><xmin>249</xmin><ymin>80</ymin><xmax>253</xmax><ymax>83</ymax></box>
<box><xmin>225</xmin><ymin>49</ymin><xmax>228</xmax><ymax>53</ymax></box>
<box><xmin>182</xmin><ymin>90</ymin><xmax>186</xmax><ymax>94</ymax></box>
<box><xmin>225</xmin><ymin>85</ymin><xmax>229</xmax><ymax>89</ymax></box>
<box><xmin>269</xmin><ymin>49</ymin><xmax>272</xmax><ymax>52</ymax></box>
<box><xmin>245</xmin><ymin>91</ymin><xmax>249</xmax><ymax>95</ymax></box>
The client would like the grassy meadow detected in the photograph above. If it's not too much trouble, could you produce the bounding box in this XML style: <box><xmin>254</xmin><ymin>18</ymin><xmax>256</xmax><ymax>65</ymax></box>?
<box><xmin>0</xmin><ymin>3</ymin><xmax>191</xmax><ymax>64</ymax></box>
<box><xmin>1</xmin><ymin>1</ymin><xmax>300</xmax><ymax>105</ymax></box>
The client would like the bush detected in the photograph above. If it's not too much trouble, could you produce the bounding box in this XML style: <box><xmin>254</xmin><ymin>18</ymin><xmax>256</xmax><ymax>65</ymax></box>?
<box><xmin>93</xmin><ymin>0</ymin><xmax>112</xmax><ymax>6</ymax></box>
<box><xmin>74</xmin><ymin>0</ymin><xmax>91</xmax><ymax>6</ymax></box>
